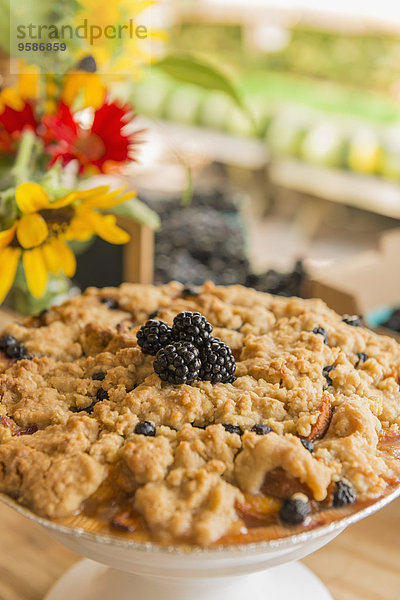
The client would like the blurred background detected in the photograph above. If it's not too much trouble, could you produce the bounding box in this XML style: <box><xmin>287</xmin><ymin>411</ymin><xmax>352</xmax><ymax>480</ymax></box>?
<box><xmin>2</xmin><ymin>0</ymin><xmax>400</xmax><ymax>332</ymax></box>
<box><xmin>76</xmin><ymin>0</ymin><xmax>400</xmax><ymax>332</ymax></box>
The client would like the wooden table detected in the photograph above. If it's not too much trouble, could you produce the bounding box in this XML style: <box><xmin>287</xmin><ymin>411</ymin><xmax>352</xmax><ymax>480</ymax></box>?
<box><xmin>1</xmin><ymin>310</ymin><xmax>400</xmax><ymax>600</ymax></box>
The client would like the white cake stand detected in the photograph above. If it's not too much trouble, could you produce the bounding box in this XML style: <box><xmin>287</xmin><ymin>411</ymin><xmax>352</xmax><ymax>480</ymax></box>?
<box><xmin>2</xmin><ymin>487</ymin><xmax>400</xmax><ymax>600</ymax></box>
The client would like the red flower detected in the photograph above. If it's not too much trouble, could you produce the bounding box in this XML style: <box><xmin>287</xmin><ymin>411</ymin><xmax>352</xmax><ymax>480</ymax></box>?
<box><xmin>0</xmin><ymin>101</ymin><xmax>38</xmax><ymax>153</ymax></box>
<box><xmin>42</xmin><ymin>101</ymin><xmax>139</xmax><ymax>173</ymax></box>
<box><xmin>0</xmin><ymin>128</ymin><xmax>14</xmax><ymax>153</ymax></box>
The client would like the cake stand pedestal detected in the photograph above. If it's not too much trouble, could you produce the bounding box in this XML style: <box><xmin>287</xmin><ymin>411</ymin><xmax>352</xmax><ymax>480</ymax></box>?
<box><xmin>44</xmin><ymin>558</ymin><xmax>333</xmax><ymax>600</ymax></box>
<box><xmin>4</xmin><ymin>488</ymin><xmax>400</xmax><ymax>600</ymax></box>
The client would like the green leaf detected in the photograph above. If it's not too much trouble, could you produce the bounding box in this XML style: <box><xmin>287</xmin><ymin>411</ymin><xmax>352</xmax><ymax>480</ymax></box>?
<box><xmin>110</xmin><ymin>198</ymin><xmax>161</xmax><ymax>230</ymax></box>
<box><xmin>155</xmin><ymin>54</ymin><xmax>246</xmax><ymax>111</ymax></box>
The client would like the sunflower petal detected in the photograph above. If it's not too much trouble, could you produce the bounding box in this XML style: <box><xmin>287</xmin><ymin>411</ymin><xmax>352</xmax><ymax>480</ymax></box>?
<box><xmin>16</xmin><ymin>214</ymin><xmax>48</xmax><ymax>249</ymax></box>
<box><xmin>41</xmin><ymin>242</ymin><xmax>59</xmax><ymax>274</ymax></box>
<box><xmin>62</xmin><ymin>73</ymin><xmax>106</xmax><ymax>110</ymax></box>
<box><xmin>0</xmin><ymin>88</ymin><xmax>24</xmax><ymax>112</ymax></box>
<box><xmin>83</xmin><ymin>74</ymin><xmax>106</xmax><ymax>110</ymax></box>
<box><xmin>47</xmin><ymin>192</ymin><xmax>78</xmax><ymax>209</ymax></box>
<box><xmin>74</xmin><ymin>186</ymin><xmax>111</xmax><ymax>200</ymax></box>
<box><xmin>61</xmin><ymin>72</ymin><xmax>85</xmax><ymax>107</ymax></box>
<box><xmin>17</xmin><ymin>67</ymin><xmax>40</xmax><ymax>100</ymax></box>
<box><xmin>65</xmin><ymin>215</ymin><xmax>93</xmax><ymax>241</ymax></box>
<box><xmin>22</xmin><ymin>248</ymin><xmax>48</xmax><ymax>298</ymax></box>
<box><xmin>0</xmin><ymin>247</ymin><xmax>21</xmax><ymax>304</ymax></box>
<box><xmin>57</xmin><ymin>240</ymin><xmax>77</xmax><ymax>278</ymax></box>
<box><xmin>16</xmin><ymin>183</ymin><xmax>50</xmax><ymax>214</ymax></box>
<box><xmin>0</xmin><ymin>224</ymin><xmax>16</xmax><ymax>249</ymax></box>
<box><xmin>43</xmin><ymin>239</ymin><xmax>76</xmax><ymax>278</ymax></box>
<box><xmin>83</xmin><ymin>188</ymin><xmax>136</xmax><ymax>210</ymax></box>
<box><xmin>81</xmin><ymin>211</ymin><xmax>130</xmax><ymax>244</ymax></box>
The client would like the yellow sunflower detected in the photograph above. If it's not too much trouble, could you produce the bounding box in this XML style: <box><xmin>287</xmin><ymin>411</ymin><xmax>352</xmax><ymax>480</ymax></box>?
<box><xmin>61</xmin><ymin>71</ymin><xmax>106</xmax><ymax>110</ymax></box>
<box><xmin>0</xmin><ymin>88</ymin><xmax>25</xmax><ymax>113</ymax></box>
<box><xmin>0</xmin><ymin>182</ymin><xmax>134</xmax><ymax>302</ymax></box>
<box><xmin>0</xmin><ymin>66</ymin><xmax>40</xmax><ymax>113</ymax></box>
<box><xmin>72</xmin><ymin>0</ymin><xmax>164</xmax><ymax>77</ymax></box>
<box><xmin>16</xmin><ymin>65</ymin><xmax>40</xmax><ymax>100</ymax></box>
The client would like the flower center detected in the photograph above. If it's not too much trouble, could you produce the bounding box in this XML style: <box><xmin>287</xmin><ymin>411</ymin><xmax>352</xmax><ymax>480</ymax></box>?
<box><xmin>39</xmin><ymin>206</ymin><xmax>75</xmax><ymax>238</ymax></box>
<box><xmin>74</xmin><ymin>132</ymin><xmax>105</xmax><ymax>162</ymax></box>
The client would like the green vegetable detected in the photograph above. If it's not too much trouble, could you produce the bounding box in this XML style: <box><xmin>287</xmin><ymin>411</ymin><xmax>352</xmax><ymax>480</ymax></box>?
<box><xmin>132</xmin><ymin>74</ymin><xmax>176</xmax><ymax>118</ymax></box>
<box><xmin>301</xmin><ymin>123</ymin><xmax>348</xmax><ymax>168</ymax></box>
<box><xmin>198</xmin><ymin>92</ymin><xmax>234</xmax><ymax>130</ymax></box>
<box><xmin>164</xmin><ymin>85</ymin><xmax>206</xmax><ymax>125</ymax></box>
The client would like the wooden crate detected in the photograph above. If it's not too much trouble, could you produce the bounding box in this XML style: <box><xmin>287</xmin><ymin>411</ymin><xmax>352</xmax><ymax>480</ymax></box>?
<box><xmin>119</xmin><ymin>219</ymin><xmax>154</xmax><ymax>285</ymax></box>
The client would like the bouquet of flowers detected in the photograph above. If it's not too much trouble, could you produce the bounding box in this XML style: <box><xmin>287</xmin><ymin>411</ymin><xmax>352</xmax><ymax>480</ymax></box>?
<box><xmin>0</xmin><ymin>0</ymin><xmax>247</xmax><ymax>313</ymax></box>
<box><xmin>0</xmin><ymin>67</ymin><xmax>158</xmax><ymax>310</ymax></box>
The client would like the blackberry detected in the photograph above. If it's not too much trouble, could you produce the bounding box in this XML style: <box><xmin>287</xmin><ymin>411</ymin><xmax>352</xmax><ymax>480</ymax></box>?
<box><xmin>96</xmin><ymin>388</ymin><xmax>109</xmax><ymax>401</ymax></box>
<box><xmin>199</xmin><ymin>338</ymin><xmax>236</xmax><ymax>383</ymax></box>
<box><xmin>92</xmin><ymin>371</ymin><xmax>106</xmax><ymax>381</ymax></box>
<box><xmin>6</xmin><ymin>342</ymin><xmax>30</xmax><ymax>360</ymax></box>
<box><xmin>154</xmin><ymin>342</ymin><xmax>201</xmax><ymax>385</ymax></box>
<box><xmin>135</xmin><ymin>421</ymin><xmax>156</xmax><ymax>436</ymax></box>
<box><xmin>80</xmin><ymin>388</ymin><xmax>109</xmax><ymax>414</ymax></box>
<box><xmin>333</xmin><ymin>481</ymin><xmax>356</xmax><ymax>507</ymax></box>
<box><xmin>101</xmin><ymin>297</ymin><xmax>119</xmax><ymax>310</ymax></box>
<box><xmin>150</xmin><ymin>197</ymin><xmax>249</xmax><ymax>286</ymax></box>
<box><xmin>137</xmin><ymin>320</ymin><xmax>172</xmax><ymax>355</ymax></box>
<box><xmin>280</xmin><ymin>495</ymin><xmax>311</xmax><ymax>525</ymax></box>
<box><xmin>0</xmin><ymin>335</ymin><xmax>17</xmax><ymax>352</ymax></box>
<box><xmin>301</xmin><ymin>439</ymin><xmax>314</xmax><ymax>453</ymax></box>
<box><xmin>223</xmin><ymin>424</ymin><xmax>243</xmax><ymax>436</ymax></box>
<box><xmin>323</xmin><ymin>365</ymin><xmax>335</xmax><ymax>387</ymax></box>
<box><xmin>342</xmin><ymin>315</ymin><xmax>362</xmax><ymax>327</ymax></box>
<box><xmin>251</xmin><ymin>423</ymin><xmax>272</xmax><ymax>435</ymax></box>
<box><xmin>148</xmin><ymin>310</ymin><xmax>159</xmax><ymax>319</ymax></box>
<box><xmin>32</xmin><ymin>309</ymin><xmax>49</xmax><ymax>326</ymax></box>
<box><xmin>172</xmin><ymin>311</ymin><xmax>213</xmax><ymax>348</ymax></box>
<box><xmin>76</xmin><ymin>402</ymin><xmax>96</xmax><ymax>415</ymax></box>
<box><xmin>312</xmin><ymin>327</ymin><xmax>328</xmax><ymax>344</ymax></box>
<box><xmin>356</xmin><ymin>352</ymin><xmax>368</xmax><ymax>367</ymax></box>
<box><xmin>247</xmin><ymin>260</ymin><xmax>306</xmax><ymax>297</ymax></box>
<box><xmin>156</xmin><ymin>248</ymin><xmax>214</xmax><ymax>287</ymax></box>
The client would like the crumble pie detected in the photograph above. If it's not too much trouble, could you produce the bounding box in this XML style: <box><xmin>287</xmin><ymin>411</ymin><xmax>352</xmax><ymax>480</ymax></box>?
<box><xmin>0</xmin><ymin>281</ymin><xmax>399</xmax><ymax>546</ymax></box>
